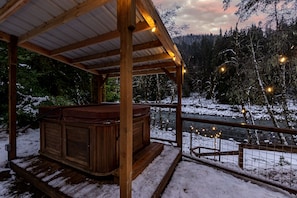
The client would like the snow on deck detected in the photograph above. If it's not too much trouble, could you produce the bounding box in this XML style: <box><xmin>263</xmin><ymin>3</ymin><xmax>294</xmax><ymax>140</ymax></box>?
<box><xmin>9</xmin><ymin>140</ymin><xmax>180</xmax><ymax>197</ymax></box>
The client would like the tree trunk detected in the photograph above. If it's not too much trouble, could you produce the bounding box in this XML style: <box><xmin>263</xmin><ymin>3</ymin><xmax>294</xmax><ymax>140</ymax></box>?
<box><xmin>279</xmin><ymin>64</ymin><xmax>297</xmax><ymax>145</ymax></box>
<box><xmin>250</xmin><ymin>37</ymin><xmax>288</xmax><ymax>145</ymax></box>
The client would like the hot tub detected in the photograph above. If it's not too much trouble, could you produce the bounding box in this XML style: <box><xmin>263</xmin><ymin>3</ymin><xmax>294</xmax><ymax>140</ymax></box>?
<box><xmin>39</xmin><ymin>104</ymin><xmax>150</xmax><ymax>176</ymax></box>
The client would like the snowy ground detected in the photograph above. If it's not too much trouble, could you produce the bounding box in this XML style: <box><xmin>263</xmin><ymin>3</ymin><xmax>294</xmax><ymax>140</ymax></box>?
<box><xmin>162</xmin><ymin>94</ymin><xmax>297</xmax><ymax>121</ymax></box>
<box><xmin>1</xmin><ymin>96</ymin><xmax>296</xmax><ymax>197</ymax></box>
<box><xmin>0</xmin><ymin>129</ymin><xmax>294</xmax><ymax>197</ymax></box>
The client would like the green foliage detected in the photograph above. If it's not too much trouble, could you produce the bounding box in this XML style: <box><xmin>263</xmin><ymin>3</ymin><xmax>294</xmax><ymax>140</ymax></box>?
<box><xmin>40</xmin><ymin>96</ymin><xmax>74</xmax><ymax>106</ymax></box>
<box><xmin>16</xmin><ymin>110</ymin><xmax>36</xmax><ymax>128</ymax></box>
<box><xmin>0</xmin><ymin>43</ymin><xmax>91</xmax><ymax>127</ymax></box>
<box><xmin>105</xmin><ymin>78</ymin><xmax>120</xmax><ymax>102</ymax></box>
<box><xmin>0</xmin><ymin>42</ymin><xmax>8</xmax><ymax>121</ymax></box>
<box><xmin>133</xmin><ymin>75</ymin><xmax>173</xmax><ymax>102</ymax></box>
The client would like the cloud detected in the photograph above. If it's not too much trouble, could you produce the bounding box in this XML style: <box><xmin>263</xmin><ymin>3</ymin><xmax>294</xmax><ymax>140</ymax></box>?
<box><xmin>152</xmin><ymin>0</ymin><xmax>265</xmax><ymax>35</ymax></box>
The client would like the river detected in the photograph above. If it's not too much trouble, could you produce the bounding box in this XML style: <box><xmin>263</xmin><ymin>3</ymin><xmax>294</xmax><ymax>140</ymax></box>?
<box><xmin>151</xmin><ymin>110</ymin><xmax>287</xmax><ymax>143</ymax></box>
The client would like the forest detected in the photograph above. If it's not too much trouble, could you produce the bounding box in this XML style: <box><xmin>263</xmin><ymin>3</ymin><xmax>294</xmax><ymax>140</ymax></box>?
<box><xmin>1</xmin><ymin>0</ymin><xmax>297</xmax><ymax>131</ymax></box>
<box><xmin>1</xmin><ymin>20</ymin><xmax>297</xmax><ymax>129</ymax></box>
<box><xmin>178</xmin><ymin>22</ymin><xmax>297</xmax><ymax>105</ymax></box>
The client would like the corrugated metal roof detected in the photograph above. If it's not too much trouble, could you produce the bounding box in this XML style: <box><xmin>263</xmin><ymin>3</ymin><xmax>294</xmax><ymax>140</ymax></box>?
<box><xmin>0</xmin><ymin>0</ymin><xmax>183</xmax><ymax>76</ymax></box>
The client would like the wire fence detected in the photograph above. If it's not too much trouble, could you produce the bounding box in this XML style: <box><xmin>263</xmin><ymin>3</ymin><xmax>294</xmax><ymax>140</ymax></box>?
<box><xmin>149</xmin><ymin>106</ymin><xmax>297</xmax><ymax>193</ymax></box>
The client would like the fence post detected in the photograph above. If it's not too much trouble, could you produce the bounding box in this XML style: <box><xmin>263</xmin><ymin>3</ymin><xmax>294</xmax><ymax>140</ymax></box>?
<box><xmin>238</xmin><ymin>144</ymin><xmax>244</xmax><ymax>169</ymax></box>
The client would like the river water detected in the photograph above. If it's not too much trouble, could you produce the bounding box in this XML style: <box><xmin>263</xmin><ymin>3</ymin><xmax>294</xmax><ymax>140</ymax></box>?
<box><xmin>151</xmin><ymin>110</ymin><xmax>286</xmax><ymax>143</ymax></box>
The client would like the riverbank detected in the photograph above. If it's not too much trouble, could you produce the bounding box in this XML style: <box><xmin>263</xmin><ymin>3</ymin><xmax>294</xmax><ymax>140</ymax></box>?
<box><xmin>158</xmin><ymin>94</ymin><xmax>297</xmax><ymax>121</ymax></box>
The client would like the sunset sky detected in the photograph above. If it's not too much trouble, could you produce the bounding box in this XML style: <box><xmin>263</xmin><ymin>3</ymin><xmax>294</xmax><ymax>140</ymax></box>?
<box><xmin>151</xmin><ymin>0</ymin><xmax>265</xmax><ymax>35</ymax></box>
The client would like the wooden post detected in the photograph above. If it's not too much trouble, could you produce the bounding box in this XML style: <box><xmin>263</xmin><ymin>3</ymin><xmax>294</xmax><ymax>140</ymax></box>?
<box><xmin>117</xmin><ymin>0</ymin><xmax>135</xmax><ymax>197</ymax></box>
<box><xmin>99</xmin><ymin>75</ymin><xmax>107</xmax><ymax>103</ymax></box>
<box><xmin>97</xmin><ymin>75</ymin><xmax>104</xmax><ymax>104</ymax></box>
<box><xmin>8</xmin><ymin>36</ymin><xmax>18</xmax><ymax>161</ymax></box>
<box><xmin>176</xmin><ymin>65</ymin><xmax>183</xmax><ymax>149</ymax></box>
<box><xmin>91</xmin><ymin>75</ymin><xmax>99</xmax><ymax>103</ymax></box>
<box><xmin>91</xmin><ymin>75</ymin><xmax>107</xmax><ymax>104</ymax></box>
<box><xmin>238</xmin><ymin>144</ymin><xmax>244</xmax><ymax>169</ymax></box>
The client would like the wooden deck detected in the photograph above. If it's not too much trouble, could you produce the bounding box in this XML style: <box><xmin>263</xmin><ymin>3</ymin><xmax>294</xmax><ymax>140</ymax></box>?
<box><xmin>10</xmin><ymin>143</ymin><xmax>181</xmax><ymax>197</ymax></box>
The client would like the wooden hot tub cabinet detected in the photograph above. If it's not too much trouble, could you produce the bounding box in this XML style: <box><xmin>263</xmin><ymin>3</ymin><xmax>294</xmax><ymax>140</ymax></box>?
<box><xmin>39</xmin><ymin>104</ymin><xmax>150</xmax><ymax>176</ymax></box>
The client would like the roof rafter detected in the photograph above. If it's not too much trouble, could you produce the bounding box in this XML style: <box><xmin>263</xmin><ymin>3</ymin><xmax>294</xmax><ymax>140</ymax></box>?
<box><xmin>0</xmin><ymin>30</ymin><xmax>11</xmax><ymax>42</ymax></box>
<box><xmin>133</xmin><ymin>67</ymin><xmax>176</xmax><ymax>76</ymax></box>
<box><xmin>162</xmin><ymin>68</ymin><xmax>177</xmax><ymax>83</ymax></box>
<box><xmin>0</xmin><ymin>0</ymin><xmax>185</xmax><ymax>78</ymax></box>
<box><xmin>136</xmin><ymin>0</ymin><xmax>183</xmax><ymax>66</ymax></box>
<box><xmin>0</xmin><ymin>30</ymin><xmax>97</xmax><ymax>74</ymax></box>
<box><xmin>19</xmin><ymin>41</ymin><xmax>98</xmax><ymax>75</ymax></box>
<box><xmin>51</xmin><ymin>21</ymin><xmax>150</xmax><ymax>56</ymax></box>
<box><xmin>71</xmin><ymin>39</ymin><xmax>162</xmax><ymax>64</ymax></box>
<box><xmin>18</xmin><ymin>0</ymin><xmax>111</xmax><ymax>44</ymax></box>
<box><xmin>0</xmin><ymin>0</ymin><xmax>29</xmax><ymax>23</ymax></box>
<box><xmin>109</xmin><ymin>67</ymin><xmax>176</xmax><ymax>78</ymax></box>
<box><xmin>96</xmin><ymin>61</ymin><xmax>176</xmax><ymax>74</ymax></box>
<box><xmin>86</xmin><ymin>53</ymin><xmax>172</xmax><ymax>70</ymax></box>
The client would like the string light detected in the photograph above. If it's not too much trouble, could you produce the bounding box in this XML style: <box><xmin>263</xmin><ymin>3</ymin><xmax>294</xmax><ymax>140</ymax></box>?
<box><xmin>195</xmin><ymin>129</ymin><xmax>199</xmax><ymax>135</ymax></box>
<box><xmin>219</xmin><ymin>65</ymin><xmax>227</xmax><ymax>73</ymax></box>
<box><xmin>266</xmin><ymin>86</ymin><xmax>274</xmax><ymax>93</ymax></box>
<box><xmin>189</xmin><ymin>125</ymin><xmax>222</xmax><ymax>139</ymax></box>
<box><xmin>151</xmin><ymin>26</ymin><xmax>156</xmax><ymax>33</ymax></box>
<box><xmin>241</xmin><ymin>108</ymin><xmax>246</xmax><ymax>114</ymax></box>
<box><xmin>278</xmin><ymin>55</ymin><xmax>288</xmax><ymax>64</ymax></box>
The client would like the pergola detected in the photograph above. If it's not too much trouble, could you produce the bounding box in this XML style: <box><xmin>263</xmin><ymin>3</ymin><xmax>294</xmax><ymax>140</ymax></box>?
<box><xmin>0</xmin><ymin>0</ymin><xmax>184</xmax><ymax>197</ymax></box>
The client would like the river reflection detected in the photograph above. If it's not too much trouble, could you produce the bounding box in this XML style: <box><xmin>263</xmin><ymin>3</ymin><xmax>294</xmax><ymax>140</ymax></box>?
<box><xmin>151</xmin><ymin>111</ymin><xmax>290</xmax><ymax>144</ymax></box>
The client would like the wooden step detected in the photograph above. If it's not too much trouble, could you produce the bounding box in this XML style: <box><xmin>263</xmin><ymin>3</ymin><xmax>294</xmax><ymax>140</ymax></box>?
<box><xmin>132</xmin><ymin>142</ymin><xmax>164</xmax><ymax>179</ymax></box>
<box><xmin>113</xmin><ymin>142</ymin><xmax>164</xmax><ymax>180</ymax></box>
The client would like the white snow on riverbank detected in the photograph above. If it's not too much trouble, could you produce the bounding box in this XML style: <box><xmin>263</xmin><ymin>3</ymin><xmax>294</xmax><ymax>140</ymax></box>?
<box><xmin>161</xmin><ymin>94</ymin><xmax>297</xmax><ymax>121</ymax></box>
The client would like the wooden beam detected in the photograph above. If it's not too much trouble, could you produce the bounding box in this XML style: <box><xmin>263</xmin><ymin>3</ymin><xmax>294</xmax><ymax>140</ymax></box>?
<box><xmin>18</xmin><ymin>41</ymin><xmax>98</xmax><ymax>75</ymax></box>
<box><xmin>133</xmin><ymin>67</ymin><xmax>176</xmax><ymax>76</ymax></box>
<box><xmin>51</xmin><ymin>30</ymin><xmax>118</xmax><ymax>56</ymax></box>
<box><xmin>8</xmin><ymin>35</ymin><xmax>18</xmax><ymax>161</ymax></box>
<box><xmin>118</xmin><ymin>0</ymin><xmax>135</xmax><ymax>196</ymax></box>
<box><xmin>162</xmin><ymin>68</ymin><xmax>177</xmax><ymax>84</ymax></box>
<box><xmin>18</xmin><ymin>0</ymin><xmax>111</xmax><ymax>44</ymax></box>
<box><xmin>91</xmin><ymin>74</ymin><xmax>108</xmax><ymax>103</ymax></box>
<box><xmin>131</xmin><ymin>61</ymin><xmax>175</xmax><ymax>71</ymax></box>
<box><xmin>98</xmin><ymin>74</ymin><xmax>109</xmax><ymax>103</ymax></box>
<box><xmin>91</xmin><ymin>75</ymin><xmax>99</xmax><ymax>103</ymax></box>
<box><xmin>0</xmin><ymin>0</ymin><xmax>29</xmax><ymax>23</ymax></box>
<box><xmin>176</xmin><ymin>65</ymin><xmax>183</xmax><ymax>148</ymax></box>
<box><xmin>96</xmin><ymin>61</ymin><xmax>175</xmax><ymax>75</ymax></box>
<box><xmin>136</xmin><ymin>0</ymin><xmax>183</xmax><ymax>66</ymax></box>
<box><xmin>51</xmin><ymin>21</ymin><xmax>150</xmax><ymax>56</ymax></box>
<box><xmin>108</xmin><ymin>67</ymin><xmax>176</xmax><ymax>78</ymax></box>
<box><xmin>86</xmin><ymin>53</ymin><xmax>172</xmax><ymax>70</ymax></box>
<box><xmin>0</xmin><ymin>31</ymin><xmax>98</xmax><ymax>75</ymax></box>
<box><xmin>72</xmin><ymin>39</ymin><xmax>162</xmax><ymax>64</ymax></box>
<box><xmin>0</xmin><ymin>30</ymin><xmax>11</xmax><ymax>42</ymax></box>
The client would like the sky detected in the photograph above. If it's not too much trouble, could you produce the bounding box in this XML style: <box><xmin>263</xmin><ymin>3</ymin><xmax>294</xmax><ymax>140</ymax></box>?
<box><xmin>152</xmin><ymin>0</ymin><xmax>266</xmax><ymax>35</ymax></box>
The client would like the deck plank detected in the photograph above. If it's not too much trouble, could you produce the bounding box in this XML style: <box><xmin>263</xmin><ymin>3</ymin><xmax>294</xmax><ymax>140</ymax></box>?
<box><xmin>11</xmin><ymin>144</ymin><xmax>181</xmax><ymax>197</ymax></box>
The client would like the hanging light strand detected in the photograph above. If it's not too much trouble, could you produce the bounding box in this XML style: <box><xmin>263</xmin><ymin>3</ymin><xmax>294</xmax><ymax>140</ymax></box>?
<box><xmin>189</xmin><ymin>125</ymin><xmax>222</xmax><ymax>138</ymax></box>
